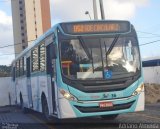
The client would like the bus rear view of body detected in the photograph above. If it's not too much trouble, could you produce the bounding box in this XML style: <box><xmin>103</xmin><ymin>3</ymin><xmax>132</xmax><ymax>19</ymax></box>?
<box><xmin>11</xmin><ymin>20</ymin><xmax>144</xmax><ymax>121</ymax></box>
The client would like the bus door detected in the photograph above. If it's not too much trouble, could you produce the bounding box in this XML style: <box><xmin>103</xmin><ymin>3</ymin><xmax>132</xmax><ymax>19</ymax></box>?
<box><xmin>26</xmin><ymin>57</ymin><xmax>33</xmax><ymax>108</ymax></box>
<box><xmin>46</xmin><ymin>43</ymin><xmax>56</xmax><ymax>114</ymax></box>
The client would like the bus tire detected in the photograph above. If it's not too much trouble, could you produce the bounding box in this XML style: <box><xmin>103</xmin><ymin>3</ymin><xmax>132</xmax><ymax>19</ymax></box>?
<box><xmin>101</xmin><ymin>114</ymin><xmax>119</xmax><ymax>120</ymax></box>
<box><xmin>20</xmin><ymin>94</ymin><xmax>23</xmax><ymax>109</ymax></box>
<box><xmin>42</xmin><ymin>96</ymin><xmax>52</xmax><ymax>122</ymax></box>
<box><xmin>20</xmin><ymin>94</ymin><xmax>29</xmax><ymax>114</ymax></box>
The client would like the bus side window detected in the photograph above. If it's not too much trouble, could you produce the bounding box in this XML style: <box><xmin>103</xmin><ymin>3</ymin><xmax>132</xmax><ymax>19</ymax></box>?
<box><xmin>12</xmin><ymin>67</ymin><xmax>15</xmax><ymax>81</ymax></box>
<box><xmin>20</xmin><ymin>58</ymin><xmax>24</xmax><ymax>76</ymax></box>
<box><xmin>15</xmin><ymin>63</ymin><xmax>17</xmax><ymax>78</ymax></box>
<box><xmin>16</xmin><ymin>61</ymin><xmax>20</xmax><ymax>77</ymax></box>
<box><xmin>46</xmin><ymin>43</ymin><xmax>56</xmax><ymax>76</ymax></box>
<box><xmin>24</xmin><ymin>57</ymin><xmax>26</xmax><ymax>75</ymax></box>
<box><xmin>39</xmin><ymin>42</ymin><xmax>46</xmax><ymax>72</ymax></box>
<box><xmin>31</xmin><ymin>47</ymin><xmax>39</xmax><ymax>72</ymax></box>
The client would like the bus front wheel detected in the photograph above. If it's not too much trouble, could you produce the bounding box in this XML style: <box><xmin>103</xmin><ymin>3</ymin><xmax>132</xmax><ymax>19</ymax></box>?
<box><xmin>42</xmin><ymin>96</ymin><xmax>61</xmax><ymax>124</ymax></box>
<box><xmin>42</xmin><ymin>97</ymin><xmax>52</xmax><ymax>122</ymax></box>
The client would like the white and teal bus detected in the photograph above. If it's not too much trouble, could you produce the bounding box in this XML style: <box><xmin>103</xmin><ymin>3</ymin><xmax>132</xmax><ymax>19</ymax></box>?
<box><xmin>11</xmin><ymin>20</ymin><xmax>144</xmax><ymax>121</ymax></box>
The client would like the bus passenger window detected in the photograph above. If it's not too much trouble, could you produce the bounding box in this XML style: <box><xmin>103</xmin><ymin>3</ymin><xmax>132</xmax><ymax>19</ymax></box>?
<box><xmin>20</xmin><ymin>58</ymin><xmax>24</xmax><ymax>76</ymax></box>
<box><xmin>23</xmin><ymin>57</ymin><xmax>26</xmax><ymax>75</ymax></box>
<box><xmin>32</xmin><ymin>47</ymin><xmax>39</xmax><ymax>72</ymax></box>
<box><xmin>46</xmin><ymin>43</ymin><xmax>55</xmax><ymax>77</ymax></box>
<box><xmin>39</xmin><ymin>43</ymin><xmax>46</xmax><ymax>72</ymax></box>
<box><xmin>16</xmin><ymin>61</ymin><xmax>20</xmax><ymax>77</ymax></box>
<box><xmin>12</xmin><ymin>67</ymin><xmax>15</xmax><ymax>81</ymax></box>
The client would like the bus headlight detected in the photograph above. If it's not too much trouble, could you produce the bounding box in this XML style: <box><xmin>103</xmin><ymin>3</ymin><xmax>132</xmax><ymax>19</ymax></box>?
<box><xmin>132</xmin><ymin>84</ymin><xmax>144</xmax><ymax>96</ymax></box>
<box><xmin>60</xmin><ymin>89</ymin><xmax>78</xmax><ymax>101</ymax></box>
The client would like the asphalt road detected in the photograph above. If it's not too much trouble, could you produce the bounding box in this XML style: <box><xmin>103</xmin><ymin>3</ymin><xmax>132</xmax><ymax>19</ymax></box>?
<box><xmin>0</xmin><ymin>104</ymin><xmax>160</xmax><ymax>129</ymax></box>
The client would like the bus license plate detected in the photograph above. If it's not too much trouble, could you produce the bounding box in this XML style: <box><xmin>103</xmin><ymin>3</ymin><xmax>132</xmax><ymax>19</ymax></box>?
<box><xmin>99</xmin><ymin>102</ymin><xmax>113</xmax><ymax>108</ymax></box>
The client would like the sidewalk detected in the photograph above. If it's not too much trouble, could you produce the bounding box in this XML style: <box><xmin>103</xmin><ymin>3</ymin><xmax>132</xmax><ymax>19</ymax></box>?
<box><xmin>0</xmin><ymin>105</ymin><xmax>17</xmax><ymax>114</ymax></box>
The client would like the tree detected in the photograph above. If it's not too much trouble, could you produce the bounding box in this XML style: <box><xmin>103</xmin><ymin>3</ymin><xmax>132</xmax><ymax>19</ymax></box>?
<box><xmin>0</xmin><ymin>65</ymin><xmax>11</xmax><ymax>77</ymax></box>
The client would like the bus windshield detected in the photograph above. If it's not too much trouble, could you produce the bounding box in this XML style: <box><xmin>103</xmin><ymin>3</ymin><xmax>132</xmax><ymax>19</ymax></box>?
<box><xmin>60</xmin><ymin>35</ymin><xmax>140</xmax><ymax>80</ymax></box>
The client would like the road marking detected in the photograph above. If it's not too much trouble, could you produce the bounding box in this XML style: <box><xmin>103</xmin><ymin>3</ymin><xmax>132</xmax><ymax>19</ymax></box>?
<box><xmin>28</xmin><ymin>114</ymin><xmax>53</xmax><ymax>129</ymax></box>
<box><xmin>134</xmin><ymin>113</ymin><xmax>160</xmax><ymax>121</ymax></box>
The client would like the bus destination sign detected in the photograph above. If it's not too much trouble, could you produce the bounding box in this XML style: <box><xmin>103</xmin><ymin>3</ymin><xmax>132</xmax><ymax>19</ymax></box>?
<box><xmin>60</xmin><ymin>21</ymin><xmax>131</xmax><ymax>35</ymax></box>
<box><xmin>73</xmin><ymin>23</ymin><xmax>120</xmax><ymax>33</ymax></box>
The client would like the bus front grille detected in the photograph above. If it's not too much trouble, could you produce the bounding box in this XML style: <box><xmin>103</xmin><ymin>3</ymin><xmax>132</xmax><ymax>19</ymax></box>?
<box><xmin>74</xmin><ymin>101</ymin><xmax>135</xmax><ymax>113</ymax></box>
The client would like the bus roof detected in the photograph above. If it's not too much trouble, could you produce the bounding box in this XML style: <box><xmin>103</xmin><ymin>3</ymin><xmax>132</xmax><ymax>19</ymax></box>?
<box><xmin>59</xmin><ymin>20</ymin><xmax>131</xmax><ymax>35</ymax></box>
<box><xmin>12</xmin><ymin>20</ymin><xmax>131</xmax><ymax>64</ymax></box>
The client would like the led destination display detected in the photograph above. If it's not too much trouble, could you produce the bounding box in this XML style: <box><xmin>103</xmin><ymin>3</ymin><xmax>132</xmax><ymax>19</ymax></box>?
<box><xmin>60</xmin><ymin>21</ymin><xmax>131</xmax><ymax>35</ymax></box>
<box><xmin>73</xmin><ymin>23</ymin><xmax>120</xmax><ymax>33</ymax></box>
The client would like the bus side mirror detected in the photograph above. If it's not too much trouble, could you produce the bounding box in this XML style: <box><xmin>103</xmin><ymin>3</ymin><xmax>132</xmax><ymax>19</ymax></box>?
<box><xmin>52</xmin><ymin>44</ymin><xmax>57</xmax><ymax>59</ymax></box>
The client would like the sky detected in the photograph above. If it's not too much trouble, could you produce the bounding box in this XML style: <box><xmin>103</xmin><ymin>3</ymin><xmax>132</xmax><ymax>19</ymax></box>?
<box><xmin>0</xmin><ymin>0</ymin><xmax>160</xmax><ymax>65</ymax></box>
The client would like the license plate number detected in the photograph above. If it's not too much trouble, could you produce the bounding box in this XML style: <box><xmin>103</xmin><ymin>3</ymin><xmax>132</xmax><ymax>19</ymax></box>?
<box><xmin>99</xmin><ymin>102</ymin><xmax>113</xmax><ymax>108</ymax></box>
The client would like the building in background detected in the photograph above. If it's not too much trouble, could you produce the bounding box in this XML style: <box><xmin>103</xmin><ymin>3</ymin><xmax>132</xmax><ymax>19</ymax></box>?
<box><xmin>11</xmin><ymin>0</ymin><xmax>51</xmax><ymax>56</ymax></box>
<box><xmin>142</xmin><ymin>57</ymin><xmax>160</xmax><ymax>84</ymax></box>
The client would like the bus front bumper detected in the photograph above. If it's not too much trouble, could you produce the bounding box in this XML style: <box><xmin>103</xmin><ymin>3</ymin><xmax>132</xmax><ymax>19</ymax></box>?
<box><xmin>58</xmin><ymin>91</ymin><xmax>144</xmax><ymax>119</ymax></box>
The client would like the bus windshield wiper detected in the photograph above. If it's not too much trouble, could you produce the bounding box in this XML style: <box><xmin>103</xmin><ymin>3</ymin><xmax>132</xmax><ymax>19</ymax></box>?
<box><xmin>78</xmin><ymin>36</ymin><xmax>94</xmax><ymax>72</ymax></box>
<box><xmin>78</xmin><ymin>36</ymin><xmax>92</xmax><ymax>59</ymax></box>
<box><xmin>106</xmin><ymin>35</ymin><xmax>120</xmax><ymax>56</ymax></box>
